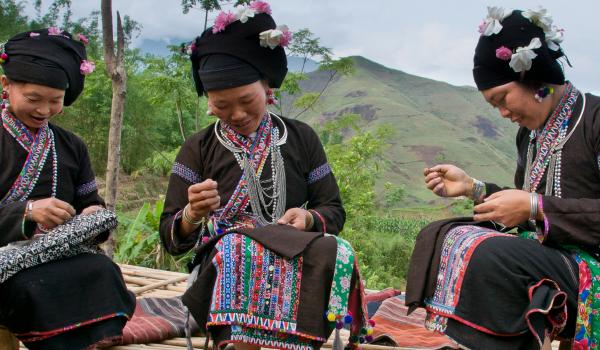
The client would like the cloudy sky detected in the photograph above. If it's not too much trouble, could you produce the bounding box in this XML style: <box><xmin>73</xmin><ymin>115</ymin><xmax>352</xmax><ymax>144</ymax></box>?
<box><xmin>28</xmin><ymin>0</ymin><xmax>600</xmax><ymax>93</ymax></box>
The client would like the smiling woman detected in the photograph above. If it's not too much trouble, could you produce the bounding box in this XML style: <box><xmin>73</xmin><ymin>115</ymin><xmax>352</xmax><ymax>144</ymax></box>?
<box><xmin>1</xmin><ymin>79</ymin><xmax>65</xmax><ymax>130</ymax></box>
<box><xmin>159</xmin><ymin>3</ymin><xmax>372</xmax><ymax>350</ymax></box>
<box><xmin>0</xmin><ymin>28</ymin><xmax>135</xmax><ymax>349</ymax></box>
<box><xmin>407</xmin><ymin>6</ymin><xmax>600</xmax><ymax>350</ymax></box>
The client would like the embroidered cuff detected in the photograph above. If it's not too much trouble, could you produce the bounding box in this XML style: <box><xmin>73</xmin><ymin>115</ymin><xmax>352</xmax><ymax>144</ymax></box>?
<box><xmin>170</xmin><ymin>209</ymin><xmax>201</xmax><ymax>252</ymax></box>
<box><xmin>76</xmin><ymin>179</ymin><xmax>98</xmax><ymax>197</ymax></box>
<box><xmin>307</xmin><ymin>163</ymin><xmax>331</xmax><ymax>185</ymax></box>
<box><xmin>172</xmin><ymin>162</ymin><xmax>201</xmax><ymax>184</ymax></box>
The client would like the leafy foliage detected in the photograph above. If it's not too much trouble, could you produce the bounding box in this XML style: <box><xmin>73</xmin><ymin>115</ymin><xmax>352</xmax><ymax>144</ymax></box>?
<box><xmin>115</xmin><ymin>199</ymin><xmax>192</xmax><ymax>271</ymax></box>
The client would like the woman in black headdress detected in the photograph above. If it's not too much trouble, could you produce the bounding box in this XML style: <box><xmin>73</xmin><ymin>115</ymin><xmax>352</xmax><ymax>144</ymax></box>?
<box><xmin>406</xmin><ymin>6</ymin><xmax>600</xmax><ymax>349</ymax></box>
<box><xmin>159</xmin><ymin>3</ymin><xmax>372</xmax><ymax>350</ymax></box>
<box><xmin>0</xmin><ymin>28</ymin><xmax>135</xmax><ymax>349</ymax></box>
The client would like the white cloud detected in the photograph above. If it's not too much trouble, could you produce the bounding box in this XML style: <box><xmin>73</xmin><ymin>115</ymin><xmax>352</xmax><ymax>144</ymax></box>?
<box><xmin>21</xmin><ymin>0</ymin><xmax>600</xmax><ymax>91</ymax></box>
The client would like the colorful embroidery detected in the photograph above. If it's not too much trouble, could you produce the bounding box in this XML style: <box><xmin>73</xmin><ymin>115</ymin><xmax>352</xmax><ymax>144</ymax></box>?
<box><xmin>525</xmin><ymin>82</ymin><xmax>579</xmax><ymax>194</ymax></box>
<box><xmin>229</xmin><ymin>325</ymin><xmax>315</xmax><ymax>350</ymax></box>
<box><xmin>209</xmin><ymin>233</ymin><xmax>310</xmax><ymax>338</ymax></box>
<box><xmin>172</xmin><ymin>162</ymin><xmax>201</xmax><ymax>184</ymax></box>
<box><xmin>572</xmin><ymin>250</ymin><xmax>600</xmax><ymax>350</ymax></box>
<box><xmin>307</xmin><ymin>163</ymin><xmax>331</xmax><ymax>185</ymax></box>
<box><xmin>76</xmin><ymin>179</ymin><xmax>97</xmax><ymax>197</ymax></box>
<box><xmin>327</xmin><ymin>236</ymin><xmax>355</xmax><ymax>317</ymax></box>
<box><xmin>1</xmin><ymin>110</ymin><xmax>57</xmax><ymax>205</ymax></box>
<box><xmin>424</xmin><ymin>225</ymin><xmax>510</xmax><ymax>331</ymax></box>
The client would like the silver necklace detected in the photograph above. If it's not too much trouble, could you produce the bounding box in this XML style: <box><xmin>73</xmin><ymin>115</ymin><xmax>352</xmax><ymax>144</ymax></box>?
<box><xmin>215</xmin><ymin>112</ymin><xmax>287</xmax><ymax>226</ymax></box>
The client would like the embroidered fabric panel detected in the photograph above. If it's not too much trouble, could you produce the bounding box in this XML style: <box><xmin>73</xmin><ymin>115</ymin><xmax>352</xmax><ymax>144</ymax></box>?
<box><xmin>229</xmin><ymin>325</ymin><xmax>315</xmax><ymax>350</ymax></box>
<box><xmin>424</xmin><ymin>226</ymin><xmax>510</xmax><ymax>319</ymax></box>
<box><xmin>1</xmin><ymin>116</ymin><xmax>54</xmax><ymax>205</ymax></box>
<box><xmin>572</xmin><ymin>251</ymin><xmax>600</xmax><ymax>349</ymax></box>
<box><xmin>76</xmin><ymin>179</ymin><xmax>98</xmax><ymax>197</ymax></box>
<box><xmin>172</xmin><ymin>162</ymin><xmax>201</xmax><ymax>184</ymax></box>
<box><xmin>215</xmin><ymin>114</ymin><xmax>272</xmax><ymax>224</ymax></box>
<box><xmin>0</xmin><ymin>208</ymin><xmax>117</xmax><ymax>284</ymax></box>
<box><xmin>307</xmin><ymin>163</ymin><xmax>331</xmax><ymax>185</ymax></box>
<box><xmin>327</xmin><ymin>236</ymin><xmax>354</xmax><ymax>317</ymax></box>
<box><xmin>209</xmin><ymin>233</ymin><xmax>306</xmax><ymax>337</ymax></box>
<box><xmin>2</xmin><ymin>110</ymin><xmax>34</xmax><ymax>151</ymax></box>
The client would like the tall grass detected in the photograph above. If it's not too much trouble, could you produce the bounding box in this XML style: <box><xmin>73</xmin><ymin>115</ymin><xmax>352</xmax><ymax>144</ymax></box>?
<box><xmin>114</xmin><ymin>199</ymin><xmax>192</xmax><ymax>272</ymax></box>
<box><xmin>342</xmin><ymin>216</ymin><xmax>431</xmax><ymax>290</ymax></box>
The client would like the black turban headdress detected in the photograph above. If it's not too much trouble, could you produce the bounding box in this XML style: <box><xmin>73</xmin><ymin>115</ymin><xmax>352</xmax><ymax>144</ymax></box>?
<box><xmin>190</xmin><ymin>12</ymin><xmax>288</xmax><ymax>95</ymax></box>
<box><xmin>473</xmin><ymin>10</ymin><xmax>566</xmax><ymax>91</ymax></box>
<box><xmin>1</xmin><ymin>28</ymin><xmax>88</xmax><ymax>106</ymax></box>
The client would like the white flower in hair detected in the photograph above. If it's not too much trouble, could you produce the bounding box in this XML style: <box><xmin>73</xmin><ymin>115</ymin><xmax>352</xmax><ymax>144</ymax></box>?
<box><xmin>235</xmin><ymin>5</ymin><xmax>256</xmax><ymax>23</ymax></box>
<box><xmin>545</xmin><ymin>25</ymin><xmax>564</xmax><ymax>51</ymax></box>
<box><xmin>259</xmin><ymin>25</ymin><xmax>291</xmax><ymax>49</ymax></box>
<box><xmin>522</xmin><ymin>6</ymin><xmax>553</xmax><ymax>32</ymax></box>
<box><xmin>509</xmin><ymin>37</ymin><xmax>542</xmax><ymax>72</ymax></box>
<box><xmin>478</xmin><ymin>6</ymin><xmax>512</xmax><ymax>36</ymax></box>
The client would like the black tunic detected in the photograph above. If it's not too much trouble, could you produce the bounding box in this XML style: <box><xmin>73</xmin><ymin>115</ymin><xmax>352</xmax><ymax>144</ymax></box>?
<box><xmin>406</xmin><ymin>92</ymin><xmax>600</xmax><ymax>349</ymax></box>
<box><xmin>486</xmin><ymin>92</ymin><xmax>600</xmax><ymax>255</ymax></box>
<box><xmin>160</xmin><ymin>115</ymin><xmax>346</xmax><ymax>255</ymax></box>
<box><xmin>0</xmin><ymin>123</ymin><xmax>103</xmax><ymax>244</ymax></box>
<box><xmin>0</xmin><ymin>122</ymin><xmax>135</xmax><ymax>349</ymax></box>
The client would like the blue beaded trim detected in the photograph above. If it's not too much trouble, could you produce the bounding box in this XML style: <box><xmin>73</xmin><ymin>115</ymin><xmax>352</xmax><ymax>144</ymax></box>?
<box><xmin>172</xmin><ymin>162</ymin><xmax>201</xmax><ymax>184</ymax></box>
<box><xmin>307</xmin><ymin>163</ymin><xmax>331</xmax><ymax>185</ymax></box>
<box><xmin>76</xmin><ymin>179</ymin><xmax>98</xmax><ymax>197</ymax></box>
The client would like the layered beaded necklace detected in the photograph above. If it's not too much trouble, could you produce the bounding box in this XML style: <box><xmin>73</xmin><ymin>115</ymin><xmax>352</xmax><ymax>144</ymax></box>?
<box><xmin>523</xmin><ymin>82</ymin><xmax>584</xmax><ymax>197</ymax></box>
<box><xmin>1</xmin><ymin>109</ymin><xmax>58</xmax><ymax>205</ymax></box>
<box><xmin>213</xmin><ymin>112</ymin><xmax>287</xmax><ymax>231</ymax></box>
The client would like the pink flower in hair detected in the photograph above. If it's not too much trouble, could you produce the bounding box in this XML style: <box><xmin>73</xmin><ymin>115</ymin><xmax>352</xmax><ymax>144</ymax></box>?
<box><xmin>77</xmin><ymin>33</ymin><xmax>89</xmax><ymax>45</ymax></box>
<box><xmin>495</xmin><ymin>46</ymin><xmax>512</xmax><ymax>61</ymax></box>
<box><xmin>213</xmin><ymin>11</ymin><xmax>237</xmax><ymax>34</ymax></box>
<box><xmin>477</xmin><ymin>20</ymin><xmax>486</xmax><ymax>34</ymax></box>
<box><xmin>80</xmin><ymin>60</ymin><xmax>96</xmax><ymax>75</ymax></box>
<box><xmin>48</xmin><ymin>27</ymin><xmax>63</xmax><ymax>36</ymax></box>
<box><xmin>280</xmin><ymin>27</ymin><xmax>292</xmax><ymax>47</ymax></box>
<box><xmin>249</xmin><ymin>1</ymin><xmax>272</xmax><ymax>15</ymax></box>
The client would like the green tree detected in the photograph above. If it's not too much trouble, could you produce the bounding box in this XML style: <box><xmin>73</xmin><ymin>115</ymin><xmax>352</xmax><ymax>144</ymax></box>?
<box><xmin>0</xmin><ymin>1</ymin><xmax>30</xmax><ymax>41</ymax></box>
<box><xmin>276</xmin><ymin>29</ymin><xmax>355</xmax><ymax>119</ymax></box>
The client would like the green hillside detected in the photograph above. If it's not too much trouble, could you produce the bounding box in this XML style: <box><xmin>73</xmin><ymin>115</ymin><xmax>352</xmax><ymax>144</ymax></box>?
<box><xmin>296</xmin><ymin>56</ymin><xmax>518</xmax><ymax>205</ymax></box>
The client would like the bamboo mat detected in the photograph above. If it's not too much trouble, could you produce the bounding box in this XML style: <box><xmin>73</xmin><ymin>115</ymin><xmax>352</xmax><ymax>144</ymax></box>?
<box><xmin>11</xmin><ymin>263</ymin><xmax>561</xmax><ymax>350</ymax></box>
<box><xmin>111</xmin><ymin>264</ymin><xmax>412</xmax><ymax>350</ymax></box>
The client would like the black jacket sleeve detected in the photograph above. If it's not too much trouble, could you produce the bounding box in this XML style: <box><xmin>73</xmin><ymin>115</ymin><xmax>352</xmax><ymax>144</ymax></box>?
<box><xmin>303</xmin><ymin>125</ymin><xmax>346</xmax><ymax>234</ymax></box>
<box><xmin>159</xmin><ymin>138</ymin><xmax>203</xmax><ymax>255</ymax></box>
<box><xmin>0</xmin><ymin>201</ymin><xmax>35</xmax><ymax>246</ymax></box>
<box><xmin>73</xmin><ymin>140</ymin><xmax>105</xmax><ymax>213</ymax></box>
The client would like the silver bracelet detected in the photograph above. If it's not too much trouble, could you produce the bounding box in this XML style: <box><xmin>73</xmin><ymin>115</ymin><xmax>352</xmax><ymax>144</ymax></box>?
<box><xmin>529</xmin><ymin>192</ymin><xmax>539</xmax><ymax>221</ymax></box>
<box><xmin>182</xmin><ymin>204</ymin><xmax>205</xmax><ymax>226</ymax></box>
<box><xmin>471</xmin><ymin>178</ymin><xmax>485</xmax><ymax>203</ymax></box>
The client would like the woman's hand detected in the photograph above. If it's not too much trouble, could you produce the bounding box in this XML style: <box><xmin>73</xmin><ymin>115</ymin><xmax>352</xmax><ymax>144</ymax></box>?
<box><xmin>473</xmin><ymin>189</ymin><xmax>530</xmax><ymax>227</ymax></box>
<box><xmin>424</xmin><ymin>164</ymin><xmax>473</xmax><ymax>198</ymax></box>
<box><xmin>187</xmin><ymin>179</ymin><xmax>221</xmax><ymax>220</ymax></box>
<box><xmin>81</xmin><ymin>205</ymin><xmax>103</xmax><ymax>215</ymax></box>
<box><xmin>278</xmin><ymin>208</ymin><xmax>313</xmax><ymax>231</ymax></box>
<box><xmin>30</xmin><ymin>198</ymin><xmax>76</xmax><ymax>229</ymax></box>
